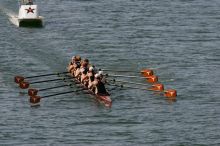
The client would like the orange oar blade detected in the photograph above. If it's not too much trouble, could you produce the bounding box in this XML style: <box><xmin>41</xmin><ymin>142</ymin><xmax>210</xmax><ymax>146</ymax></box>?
<box><xmin>141</xmin><ymin>69</ymin><xmax>154</xmax><ymax>77</ymax></box>
<box><xmin>19</xmin><ymin>81</ymin><xmax>30</xmax><ymax>89</ymax></box>
<box><xmin>30</xmin><ymin>96</ymin><xmax>41</xmax><ymax>104</ymax></box>
<box><xmin>14</xmin><ymin>76</ymin><xmax>25</xmax><ymax>84</ymax></box>
<box><xmin>28</xmin><ymin>89</ymin><xmax>38</xmax><ymax>96</ymax></box>
<box><xmin>164</xmin><ymin>89</ymin><xmax>177</xmax><ymax>99</ymax></box>
<box><xmin>149</xmin><ymin>83</ymin><xmax>164</xmax><ymax>91</ymax></box>
<box><xmin>146</xmin><ymin>75</ymin><xmax>158</xmax><ymax>83</ymax></box>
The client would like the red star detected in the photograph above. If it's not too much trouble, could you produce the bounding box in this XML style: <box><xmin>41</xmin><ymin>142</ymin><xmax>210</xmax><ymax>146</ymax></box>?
<box><xmin>25</xmin><ymin>7</ymin><xmax>35</xmax><ymax>13</ymax></box>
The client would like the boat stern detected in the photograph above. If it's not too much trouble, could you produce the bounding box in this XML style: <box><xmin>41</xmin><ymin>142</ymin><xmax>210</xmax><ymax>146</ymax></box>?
<box><xmin>18</xmin><ymin>17</ymin><xmax>43</xmax><ymax>27</ymax></box>
<box><xmin>18</xmin><ymin>4</ymin><xmax>43</xmax><ymax>27</ymax></box>
<box><xmin>19</xmin><ymin>5</ymin><xmax>39</xmax><ymax>19</ymax></box>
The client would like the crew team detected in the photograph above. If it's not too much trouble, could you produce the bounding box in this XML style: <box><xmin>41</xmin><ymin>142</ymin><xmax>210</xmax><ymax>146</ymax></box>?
<box><xmin>68</xmin><ymin>55</ymin><xmax>108</xmax><ymax>95</ymax></box>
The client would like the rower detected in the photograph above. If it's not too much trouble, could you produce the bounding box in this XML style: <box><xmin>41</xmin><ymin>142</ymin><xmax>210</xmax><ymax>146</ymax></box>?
<box><xmin>75</xmin><ymin>58</ymin><xmax>89</xmax><ymax>77</ymax></box>
<box><xmin>88</xmin><ymin>66</ymin><xmax>95</xmax><ymax>89</ymax></box>
<box><xmin>68</xmin><ymin>57</ymin><xmax>74</xmax><ymax>72</ymax></box>
<box><xmin>92</xmin><ymin>74</ymin><xmax>109</xmax><ymax>95</ymax></box>
<box><xmin>68</xmin><ymin>55</ymin><xmax>81</xmax><ymax>76</ymax></box>
<box><xmin>82</xmin><ymin>58</ymin><xmax>90</xmax><ymax>69</ymax></box>
<box><xmin>80</xmin><ymin>68</ymin><xmax>89</xmax><ymax>86</ymax></box>
<box><xmin>68</xmin><ymin>55</ymin><xmax>81</xmax><ymax>70</ymax></box>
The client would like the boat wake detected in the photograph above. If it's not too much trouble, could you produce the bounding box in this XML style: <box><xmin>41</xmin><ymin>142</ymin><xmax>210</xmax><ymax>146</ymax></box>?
<box><xmin>0</xmin><ymin>7</ymin><xmax>19</xmax><ymax>27</ymax></box>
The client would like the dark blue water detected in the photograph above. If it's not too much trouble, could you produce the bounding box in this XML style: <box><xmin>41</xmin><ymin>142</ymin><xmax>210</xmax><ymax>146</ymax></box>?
<box><xmin>0</xmin><ymin>0</ymin><xmax>220</xmax><ymax>145</ymax></box>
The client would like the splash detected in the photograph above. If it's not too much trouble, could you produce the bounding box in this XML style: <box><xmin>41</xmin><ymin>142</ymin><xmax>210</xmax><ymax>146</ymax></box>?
<box><xmin>0</xmin><ymin>6</ymin><xmax>19</xmax><ymax>26</ymax></box>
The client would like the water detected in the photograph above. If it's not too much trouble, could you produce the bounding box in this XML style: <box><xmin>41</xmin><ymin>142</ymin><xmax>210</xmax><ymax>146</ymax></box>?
<box><xmin>0</xmin><ymin>0</ymin><xmax>220</xmax><ymax>145</ymax></box>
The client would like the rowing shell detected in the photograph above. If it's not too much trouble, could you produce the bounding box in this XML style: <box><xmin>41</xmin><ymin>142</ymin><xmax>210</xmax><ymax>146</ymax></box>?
<box><xmin>69</xmin><ymin>73</ymin><xmax>112</xmax><ymax>108</ymax></box>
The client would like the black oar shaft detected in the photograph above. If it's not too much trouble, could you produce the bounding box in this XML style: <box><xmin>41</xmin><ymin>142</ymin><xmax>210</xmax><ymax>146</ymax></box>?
<box><xmin>109</xmin><ymin>79</ymin><xmax>148</xmax><ymax>86</ymax></box>
<box><xmin>30</xmin><ymin>77</ymin><xmax>72</xmax><ymax>84</ymax></box>
<box><xmin>25</xmin><ymin>71</ymin><xmax>69</xmax><ymax>79</ymax></box>
<box><xmin>107</xmin><ymin>74</ymin><xmax>146</xmax><ymax>79</ymax></box>
<box><xmin>101</xmin><ymin>69</ymin><xmax>140</xmax><ymax>73</ymax></box>
<box><xmin>30</xmin><ymin>78</ymin><xmax>63</xmax><ymax>84</ymax></box>
<box><xmin>121</xmin><ymin>84</ymin><xmax>161</xmax><ymax>92</ymax></box>
<box><xmin>39</xmin><ymin>84</ymin><xmax>70</xmax><ymax>91</ymax></box>
<box><xmin>42</xmin><ymin>89</ymin><xmax>82</xmax><ymax>98</ymax></box>
<box><xmin>110</xmin><ymin>84</ymin><xmax>147</xmax><ymax>91</ymax></box>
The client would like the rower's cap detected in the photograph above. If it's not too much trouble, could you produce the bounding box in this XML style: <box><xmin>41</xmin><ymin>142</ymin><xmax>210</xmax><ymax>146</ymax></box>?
<box><xmin>89</xmin><ymin>66</ymin><xmax>94</xmax><ymax>71</ymax></box>
<box><xmin>95</xmin><ymin>73</ymin><xmax>100</xmax><ymax>78</ymax></box>
<box><xmin>98</xmin><ymin>71</ymin><xmax>103</xmax><ymax>75</ymax></box>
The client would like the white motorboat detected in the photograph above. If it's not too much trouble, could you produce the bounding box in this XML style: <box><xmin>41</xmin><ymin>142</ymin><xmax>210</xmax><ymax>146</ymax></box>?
<box><xmin>17</xmin><ymin>0</ymin><xmax>43</xmax><ymax>27</ymax></box>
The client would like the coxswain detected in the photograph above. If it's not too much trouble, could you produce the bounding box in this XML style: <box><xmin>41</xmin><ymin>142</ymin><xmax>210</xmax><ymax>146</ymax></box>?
<box><xmin>98</xmin><ymin>70</ymin><xmax>107</xmax><ymax>84</ymax></box>
<box><xmin>92</xmin><ymin>74</ymin><xmax>109</xmax><ymax>95</ymax></box>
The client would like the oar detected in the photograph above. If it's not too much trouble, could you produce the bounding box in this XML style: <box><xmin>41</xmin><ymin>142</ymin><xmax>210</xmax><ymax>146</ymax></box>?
<box><xmin>100</xmin><ymin>68</ymin><xmax>154</xmax><ymax>76</ymax></box>
<box><xmin>29</xmin><ymin>89</ymin><xmax>84</xmax><ymax>105</ymax></box>
<box><xmin>28</xmin><ymin>83</ymin><xmax>74</xmax><ymax>96</ymax></box>
<box><xmin>99</xmin><ymin>69</ymin><xmax>154</xmax><ymax>77</ymax></box>
<box><xmin>19</xmin><ymin>77</ymin><xmax>72</xmax><ymax>89</ymax></box>
<box><xmin>108</xmin><ymin>79</ymin><xmax>164</xmax><ymax>91</ymax></box>
<box><xmin>110</xmin><ymin>83</ymin><xmax>177</xmax><ymax>100</ymax></box>
<box><xmin>141</xmin><ymin>69</ymin><xmax>154</xmax><ymax>77</ymax></box>
<box><xmin>105</xmin><ymin>74</ymin><xmax>158</xmax><ymax>83</ymax></box>
<box><xmin>14</xmin><ymin>71</ymin><xmax>69</xmax><ymax>84</ymax></box>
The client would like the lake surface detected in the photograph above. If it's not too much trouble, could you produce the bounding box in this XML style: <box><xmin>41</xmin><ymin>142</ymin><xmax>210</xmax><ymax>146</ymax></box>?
<box><xmin>0</xmin><ymin>0</ymin><xmax>220</xmax><ymax>145</ymax></box>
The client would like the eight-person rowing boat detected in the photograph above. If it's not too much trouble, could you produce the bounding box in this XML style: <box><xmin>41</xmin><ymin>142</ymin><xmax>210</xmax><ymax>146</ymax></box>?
<box><xmin>67</xmin><ymin>55</ymin><xmax>112</xmax><ymax>107</ymax></box>
<box><xmin>14</xmin><ymin>55</ymin><xmax>177</xmax><ymax>107</ymax></box>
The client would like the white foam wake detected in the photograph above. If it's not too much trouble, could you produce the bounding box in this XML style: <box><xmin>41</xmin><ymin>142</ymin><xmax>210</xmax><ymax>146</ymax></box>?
<box><xmin>0</xmin><ymin>6</ymin><xmax>19</xmax><ymax>27</ymax></box>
